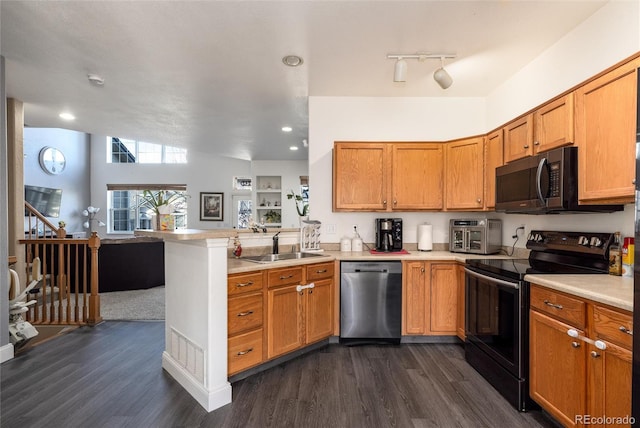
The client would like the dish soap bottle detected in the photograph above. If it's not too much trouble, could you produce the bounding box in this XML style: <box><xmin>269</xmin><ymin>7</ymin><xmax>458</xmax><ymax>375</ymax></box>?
<box><xmin>609</xmin><ymin>232</ymin><xmax>622</xmax><ymax>276</ymax></box>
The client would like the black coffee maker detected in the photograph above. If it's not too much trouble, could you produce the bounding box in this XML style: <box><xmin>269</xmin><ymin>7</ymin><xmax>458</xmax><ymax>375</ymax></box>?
<box><xmin>375</xmin><ymin>218</ymin><xmax>403</xmax><ymax>252</ymax></box>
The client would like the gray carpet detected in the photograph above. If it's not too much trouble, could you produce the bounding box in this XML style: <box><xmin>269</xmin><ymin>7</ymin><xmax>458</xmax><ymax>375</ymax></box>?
<box><xmin>100</xmin><ymin>286</ymin><xmax>165</xmax><ymax>320</ymax></box>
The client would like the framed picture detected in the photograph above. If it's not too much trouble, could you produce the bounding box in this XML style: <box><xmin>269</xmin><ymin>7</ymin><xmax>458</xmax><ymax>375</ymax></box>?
<box><xmin>200</xmin><ymin>192</ymin><xmax>224</xmax><ymax>221</ymax></box>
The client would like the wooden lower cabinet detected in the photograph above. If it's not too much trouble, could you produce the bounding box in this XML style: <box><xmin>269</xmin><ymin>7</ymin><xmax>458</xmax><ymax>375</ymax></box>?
<box><xmin>530</xmin><ymin>310</ymin><xmax>587</xmax><ymax>427</ymax></box>
<box><xmin>402</xmin><ymin>261</ymin><xmax>458</xmax><ymax>336</ymax></box>
<box><xmin>267</xmin><ymin>262</ymin><xmax>334</xmax><ymax>360</ymax></box>
<box><xmin>529</xmin><ymin>284</ymin><xmax>632</xmax><ymax>428</ymax></box>
<box><xmin>227</xmin><ymin>271</ymin><xmax>266</xmax><ymax>376</ymax></box>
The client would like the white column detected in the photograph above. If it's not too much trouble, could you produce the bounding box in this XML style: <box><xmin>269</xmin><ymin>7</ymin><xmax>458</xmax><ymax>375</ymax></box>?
<box><xmin>161</xmin><ymin>237</ymin><xmax>231</xmax><ymax>411</ymax></box>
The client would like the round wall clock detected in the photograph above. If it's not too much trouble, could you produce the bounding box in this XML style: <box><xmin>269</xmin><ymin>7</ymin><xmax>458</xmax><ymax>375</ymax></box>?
<box><xmin>39</xmin><ymin>146</ymin><xmax>66</xmax><ymax>175</ymax></box>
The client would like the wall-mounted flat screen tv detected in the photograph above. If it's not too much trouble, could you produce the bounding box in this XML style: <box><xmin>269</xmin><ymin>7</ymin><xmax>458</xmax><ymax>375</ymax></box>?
<box><xmin>24</xmin><ymin>185</ymin><xmax>62</xmax><ymax>218</ymax></box>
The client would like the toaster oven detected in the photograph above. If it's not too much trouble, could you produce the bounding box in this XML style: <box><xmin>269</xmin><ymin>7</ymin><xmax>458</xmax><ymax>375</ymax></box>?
<box><xmin>449</xmin><ymin>218</ymin><xmax>502</xmax><ymax>254</ymax></box>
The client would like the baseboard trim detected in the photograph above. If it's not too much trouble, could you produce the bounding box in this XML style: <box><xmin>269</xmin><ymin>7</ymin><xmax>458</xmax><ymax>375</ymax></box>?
<box><xmin>0</xmin><ymin>343</ymin><xmax>15</xmax><ymax>363</ymax></box>
<box><xmin>162</xmin><ymin>351</ymin><xmax>231</xmax><ymax>412</ymax></box>
<box><xmin>401</xmin><ymin>335</ymin><xmax>462</xmax><ymax>344</ymax></box>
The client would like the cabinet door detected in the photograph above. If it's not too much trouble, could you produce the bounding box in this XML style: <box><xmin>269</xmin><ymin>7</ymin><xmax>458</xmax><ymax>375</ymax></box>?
<box><xmin>588</xmin><ymin>341</ymin><xmax>632</xmax><ymax>427</ymax></box>
<box><xmin>402</xmin><ymin>261</ymin><xmax>427</xmax><ymax>335</ymax></box>
<box><xmin>456</xmin><ymin>264</ymin><xmax>466</xmax><ymax>340</ymax></box>
<box><xmin>333</xmin><ymin>142</ymin><xmax>389</xmax><ymax>211</ymax></box>
<box><xmin>267</xmin><ymin>284</ymin><xmax>303</xmax><ymax>359</ymax></box>
<box><xmin>305</xmin><ymin>277</ymin><xmax>333</xmax><ymax>344</ymax></box>
<box><xmin>392</xmin><ymin>143</ymin><xmax>443</xmax><ymax>210</ymax></box>
<box><xmin>575</xmin><ymin>58</ymin><xmax>640</xmax><ymax>204</ymax></box>
<box><xmin>530</xmin><ymin>310</ymin><xmax>586</xmax><ymax>428</ymax></box>
<box><xmin>428</xmin><ymin>263</ymin><xmax>458</xmax><ymax>334</ymax></box>
<box><xmin>504</xmin><ymin>114</ymin><xmax>534</xmax><ymax>163</ymax></box>
<box><xmin>533</xmin><ymin>93</ymin><xmax>574</xmax><ymax>153</ymax></box>
<box><xmin>484</xmin><ymin>130</ymin><xmax>504</xmax><ymax>210</ymax></box>
<box><xmin>446</xmin><ymin>137</ymin><xmax>484</xmax><ymax>210</ymax></box>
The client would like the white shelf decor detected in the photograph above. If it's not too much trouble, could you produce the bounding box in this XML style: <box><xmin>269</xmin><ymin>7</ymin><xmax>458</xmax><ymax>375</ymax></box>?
<box><xmin>300</xmin><ymin>219</ymin><xmax>323</xmax><ymax>252</ymax></box>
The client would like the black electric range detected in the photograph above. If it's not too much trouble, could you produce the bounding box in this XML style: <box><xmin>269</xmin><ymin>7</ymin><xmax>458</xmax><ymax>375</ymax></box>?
<box><xmin>466</xmin><ymin>230</ymin><xmax>613</xmax><ymax>281</ymax></box>
<box><xmin>463</xmin><ymin>230</ymin><xmax>614</xmax><ymax>412</ymax></box>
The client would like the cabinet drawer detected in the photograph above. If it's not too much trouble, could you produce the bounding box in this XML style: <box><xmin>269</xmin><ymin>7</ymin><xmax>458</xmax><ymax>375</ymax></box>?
<box><xmin>228</xmin><ymin>329</ymin><xmax>263</xmax><ymax>375</ymax></box>
<box><xmin>593</xmin><ymin>305</ymin><xmax>633</xmax><ymax>350</ymax></box>
<box><xmin>228</xmin><ymin>293</ymin><xmax>263</xmax><ymax>335</ymax></box>
<box><xmin>306</xmin><ymin>262</ymin><xmax>334</xmax><ymax>281</ymax></box>
<box><xmin>268</xmin><ymin>266</ymin><xmax>303</xmax><ymax>288</ymax></box>
<box><xmin>228</xmin><ymin>272</ymin><xmax>263</xmax><ymax>296</ymax></box>
<box><xmin>530</xmin><ymin>285</ymin><xmax>586</xmax><ymax>329</ymax></box>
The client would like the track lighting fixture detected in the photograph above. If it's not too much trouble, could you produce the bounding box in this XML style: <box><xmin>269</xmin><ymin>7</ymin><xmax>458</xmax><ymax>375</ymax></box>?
<box><xmin>387</xmin><ymin>53</ymin><xmax>456</xmax><ymax>89</ymax></box>
<box><xmin>433</xmin><ymin>57</ymin><xmax>453</xmax><ymax>89</ymax></box>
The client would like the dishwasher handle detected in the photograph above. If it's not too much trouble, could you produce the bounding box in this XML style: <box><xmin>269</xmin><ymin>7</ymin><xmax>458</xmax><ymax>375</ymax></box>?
<box><xmin>354</xmin><ymin>269</ymin><xmax>389</xmax><ymax>273</ymax></box>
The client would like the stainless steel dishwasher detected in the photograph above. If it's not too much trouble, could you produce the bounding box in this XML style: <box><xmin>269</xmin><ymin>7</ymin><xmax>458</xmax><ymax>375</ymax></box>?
<box><xmin>340</xmin><ymin>261</ymin><xmax>402</xmax><ymax>344</ymax></box>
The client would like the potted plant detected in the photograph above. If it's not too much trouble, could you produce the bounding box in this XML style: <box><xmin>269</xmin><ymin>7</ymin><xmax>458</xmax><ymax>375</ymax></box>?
<box><xmin>138</xmin><ymin>190</ymin><xmax>189</xmax><ymax>230</ymax></box>
<box><xmin>286</xmin><ymin>190</ymin><xmax>309</xmax><ymax>217</ymax></box>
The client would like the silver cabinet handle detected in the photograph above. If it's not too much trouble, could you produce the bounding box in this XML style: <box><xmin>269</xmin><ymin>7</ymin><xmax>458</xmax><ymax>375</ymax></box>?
<box><xmin>543</xmin><ymin>300</ymin><xmax>563</xmax><ymax>310</ymax></box>
<box><xmin>237</xmin><ymin>348</ymin><xmax>253</xmax><ymax>356</ymax></box>
<box><xmin>571</xmin><ymin>341</ymin><xmax>580</xmax><ymax>348</ymax></box>
<box><xmin>236</xmin><ymin>281</ymin><xmax>254</xmax><ymax>287</ymax></box>
<box><xmin>279</xmin><ymin>274</ymin><xmax>294</xmax><ymax>280</ymax></box>
<box><xmin>534</xmin><ymin>141</ymin><xmax>540</xmax><ymax>146</ymax></box>
<box><xmin>316</xmin><ymin>269</ymin><xmax>327</xmax><ymax>274</ymax></box>
<box><xmin>476</xmin><ymin>198</ymin><xmax>481</xmax><ymax>203</ymax></box>
<box><xmin>524</xmin><ymin>144</ymin><xmax>530</xmax><ymax>149</ymax></box>
<box><xmin>619</xmin><ymin>326</ymin><xmax>633</xmax><ymax>335</ymax></box>
<box><xmin>591</xmin><ymin>351</ymin><xmax>600</xmax><ymax>358</ymax></box>
<box><xmin>237</xmin><ymin>311</ymin><xmax>254</xmax><ymax>317</ymax></box>
<box><xmin>383</xmin><ymin>200</ymin><xmax>387</xmax><ymax>205</ymax></box>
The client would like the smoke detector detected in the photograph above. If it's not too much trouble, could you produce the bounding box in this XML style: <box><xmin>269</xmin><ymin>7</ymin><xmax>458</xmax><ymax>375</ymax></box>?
<box><xmin>87</xmin><ymin>74</ymin><xmax>105</xmax><ymax>86</ymax></box>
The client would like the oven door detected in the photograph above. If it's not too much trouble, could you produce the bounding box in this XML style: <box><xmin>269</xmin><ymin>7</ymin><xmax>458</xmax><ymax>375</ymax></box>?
<box><xmin>465</xmin><ymin>267</ymin><xmax>523</xmax><ymax>378</ymax></box>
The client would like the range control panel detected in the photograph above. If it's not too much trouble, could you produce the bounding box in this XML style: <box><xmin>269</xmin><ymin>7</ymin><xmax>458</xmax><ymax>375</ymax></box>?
<box><xmin>526</xmin><ymin>230</ymin><xmax>614</xmax><ymax>256</ymax></box>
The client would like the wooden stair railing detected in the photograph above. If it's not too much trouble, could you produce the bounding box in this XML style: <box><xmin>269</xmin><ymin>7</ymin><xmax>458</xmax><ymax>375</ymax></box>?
<box><xmin>24</xmin><ymin>201</ymin><xmax>60</xmax><ymax>239</ymax></box>
<box><xmin>19</xmin><ymin>203</ymin><xmax>101</xmax><ymax>326</ymax></box>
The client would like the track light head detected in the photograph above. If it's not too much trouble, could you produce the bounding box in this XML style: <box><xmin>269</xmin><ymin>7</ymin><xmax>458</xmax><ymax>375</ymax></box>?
<box><xmin>433</xmin><ymin>67</ymin><xmax>453</xmax><ymax>89</ymax></box>
<box><xmin>393</xmin><ymin>58</ymin><xmax>407</xmax><ymax>82</ymax></box>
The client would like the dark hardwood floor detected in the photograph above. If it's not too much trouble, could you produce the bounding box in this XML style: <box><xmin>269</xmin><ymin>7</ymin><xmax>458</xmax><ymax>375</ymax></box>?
<box><xmin>1</xmin><ymin>321</ymin><xmax>556</xmax><ymax>428</ymax></box>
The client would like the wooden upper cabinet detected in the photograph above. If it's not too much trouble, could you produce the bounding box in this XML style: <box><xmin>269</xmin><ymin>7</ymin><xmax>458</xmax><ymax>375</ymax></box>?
<box><xmin>445</xmin><ymin>137</ymin><xmax>484</xmax><ymax>210</ymax></box>
<box><xmin>484</xmin><ymin>130</ymin><xmax>504</xmax><ymax>210</ymax></box>
<box><xmin>504</xmin><ymin>93</ymin><xmax>574</xmax><ymax>163</ymax></box>
<box><xmin>333</xmin><ymin>141</ymin><xmax>444</xmax><ymax>212</ymax></box>
<box><xmin>504</xmin><ymin>114</ymin><xmax>533</xmax><ymax>163</ymax></box>
<box><xmin>533</xmin><ymin>92</ymin><xmax>574</xmax><ymax>153</ymax></box>
<box><xmin>392</xmin><ymin>143</ymin><xmax>444</xmax><ymax>210</ymax></box>
<box><xmin>333</xmin><ymin>142</ymin><xmax>389</xmax><ymax>211</ymax></box>
<box><xmin>575</xmin><ymin>57</ymin><xmax>640</xmax><ymax>205</ymax></box>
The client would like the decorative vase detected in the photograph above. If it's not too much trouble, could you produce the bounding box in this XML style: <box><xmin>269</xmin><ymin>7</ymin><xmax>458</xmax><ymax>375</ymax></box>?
<box><xmin>299</xmin><ymin>215</ymin><xmax>310</xmax><ymax>226</ymax></box>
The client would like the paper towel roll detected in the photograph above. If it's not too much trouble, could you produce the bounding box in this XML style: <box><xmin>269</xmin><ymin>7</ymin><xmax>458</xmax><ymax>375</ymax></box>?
<box><xmin>418</xmin><ymin>224</ymin><xmax>433</xmax><ymax>251</ymax></box>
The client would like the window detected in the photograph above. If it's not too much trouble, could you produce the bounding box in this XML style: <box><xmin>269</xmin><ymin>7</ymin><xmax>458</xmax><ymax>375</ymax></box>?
<box><xmin>106</xmin><ymin>184</ymin><xmax>188</xmax><ymax>233</ymax></box>
<box><xmin>108</xmin><ymin>137</ymin><xmax>187</xmax><ymax>164</ymax></box>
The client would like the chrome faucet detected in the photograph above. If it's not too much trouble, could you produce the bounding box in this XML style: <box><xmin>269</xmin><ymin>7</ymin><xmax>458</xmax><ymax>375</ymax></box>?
<box><xmin>272</xmin><ymin>231</ymin><xmax>281</xmax><ymax>254</ymax></box>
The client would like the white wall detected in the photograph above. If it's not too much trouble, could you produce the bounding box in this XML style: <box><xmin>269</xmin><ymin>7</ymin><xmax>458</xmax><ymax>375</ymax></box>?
<box><xmin>308</xmin><ymin>1</ymin><xmax>639</xmax><ymax>248</ymax></box>
<box><xmin>23</xmin><ymin>128</ymin><xmax>91</xmax><ymax>233</ymax></box>
<box><xmin>90</xmin><ymin>134</ymin><xmax>252</xmax><ymax>236</ymax></box>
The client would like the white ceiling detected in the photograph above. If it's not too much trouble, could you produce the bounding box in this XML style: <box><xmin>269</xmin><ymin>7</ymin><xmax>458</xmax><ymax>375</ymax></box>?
<box><xmin>0</xmin><ymin>1</ymin><xmax>607</xmax><ymax>161</ymax></box>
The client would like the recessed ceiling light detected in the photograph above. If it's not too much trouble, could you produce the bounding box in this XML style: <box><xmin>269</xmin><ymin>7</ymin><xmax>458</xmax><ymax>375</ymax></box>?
<box><xmin>282</xmin><ymin>55</ymin><xmax>303</xmax><ymax>67</ymax></box>
<box><xmin>87</xmin><ymin>73</ymin><xmax>105</xmax><ymax>86</ymax></box>
<box><xmin>289</xmin><ymin>146</ymin><xmax>299</xmax><ymax>151</ymax></box>
<box><xmin>59</xmin><ymin>112</ymin><xmax>75</xmax><ymax>121</ymax></box>
<box><xmin>281</xmin><ymin>126</ymin><xmax>293</xmax><ymax>132</ymax></box>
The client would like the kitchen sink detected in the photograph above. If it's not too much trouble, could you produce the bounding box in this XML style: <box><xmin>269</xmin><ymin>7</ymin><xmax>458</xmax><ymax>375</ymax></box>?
<box><xmin>242</xmin><ymin>252</ymin><xmax>325</xmax><ymax>263</ymax></box>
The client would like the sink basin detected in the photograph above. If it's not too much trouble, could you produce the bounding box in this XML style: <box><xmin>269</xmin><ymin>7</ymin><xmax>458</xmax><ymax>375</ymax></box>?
<box><xmin>242</xmin><ymin>252</ymin><xmax>325</xmax><ymax>263</ymax></box>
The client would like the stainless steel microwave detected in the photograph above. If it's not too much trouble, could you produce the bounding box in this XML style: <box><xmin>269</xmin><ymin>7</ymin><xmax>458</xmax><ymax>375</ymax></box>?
<box><xmin>495</xmin><ymin>146</ymin><xmax>623</xmax><ymax>214</ymax></box>
<box><xmin>449</xmin><ymin>218</ymin><xmax>502</xmax><ymax>255</ymax></box>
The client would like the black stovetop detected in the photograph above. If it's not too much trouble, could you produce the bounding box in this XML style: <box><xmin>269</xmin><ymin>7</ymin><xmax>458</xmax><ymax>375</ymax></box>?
<box><xmin>465</xmin><ymin>230</ymin><xmax>614</xmax><ymax>282</ymax></box>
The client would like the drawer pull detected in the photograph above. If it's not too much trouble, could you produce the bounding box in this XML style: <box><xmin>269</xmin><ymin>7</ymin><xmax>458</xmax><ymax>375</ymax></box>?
<box><xmin>619</xmin><ymin>326</ymin><xmax>633</xmax><ymax>335</ymax></box>
<box><xmin>237</xmin><ymin>311</ymin><xmax>254</xmax><ymax>317</ymax></box>
<box><xmin>591</xmin><ymin>351</ymin><xmax>600</xmax><ymax>358</ymax></box>
<box><xmin>236</xmin><ymin>281</ymin><xmax>254</xmax><ymax>288</ymax></box>
<box><xmin>316</xmin><ymin>269</ymin><xmax>327</xmax><ymax>274</ymax></box>
<box><xmin>543</xmin><ymin>300</ymin><xmax>563</xmax><ymax>310</ymax></box>
<box><xmin>279</xmin><ymin>274</ymin><xmax>294</xmax><ymax>280</ymax></box>
<box><xmin>237</xmin><ymin>348</ymin><xmax>253</xmax><ymax>356</ymax></box>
